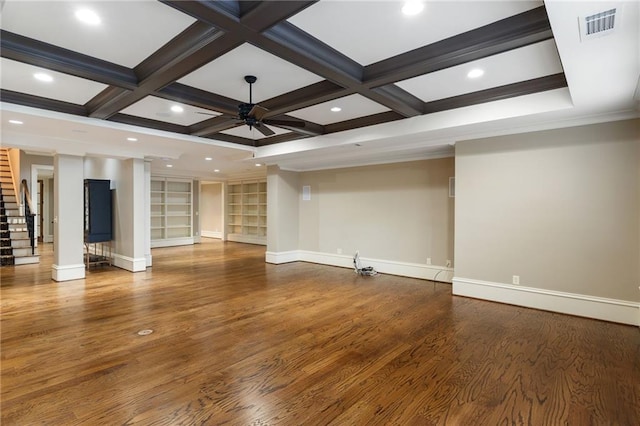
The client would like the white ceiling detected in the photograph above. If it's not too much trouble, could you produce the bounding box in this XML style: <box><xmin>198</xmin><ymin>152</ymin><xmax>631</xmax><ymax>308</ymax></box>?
<box><xmin>1</xmin><ymin>58</ymin><xmax>107</xmax><ymax>104</ymax></box>
<box><xmin>0</xmin><ymin>0</ymin><xmax>195</xmax><ymax>68</ymax></box>
<box><xmin>288</xmin><ymin>1</ymin><xmax>544</xmax><ymax>65</ymax></box>
<box><xmin>177</xmin><ymin>43</ymin><xmax>325</xmax><ymax>104</ymax></box>
<box><xmin>120</xmin><ymin>96</ymin><xmax>220</xmax><ymax>126</ymax></box>
<box><xmin>0</xmin><ymin>0</ymin><xmax>638</xmax><ymax>178</ymax></box>
<box><xmin>395</xmin><ymin>39</ymin><xmax>564</xmax><ymax>102</ymax></box>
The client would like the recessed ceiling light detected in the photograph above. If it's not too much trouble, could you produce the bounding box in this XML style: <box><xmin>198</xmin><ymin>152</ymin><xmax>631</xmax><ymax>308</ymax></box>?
<box><xmin>127</xmin><ymin>137</ymin><xmax>138</xmax><ymax>142</ymax></box>
<box><xmin>205</xmin><ymin>157</ymin><xmax>212</xmax><ymax>161</ymax></box>
<box><xmin>214</xmin><ymin>169</ymin><xmax>220</xmax><ymax>173</ymax></box>
<box><xmin>402</xmin><ymin>1</ymin><xmax>424</xmax><ymax>16</ymax></box>
<box><xmin>170</xmin><ymin>105</ymin><xmax>184</xmax><ymax>113</ymax></box>
<box><xmin>166</xmin><ymin>164</ymin><xmax>173</xmax><ymax>168</ymax></box>
<box><xmin>34</xmin><ymin>72</ymin><xmax>53</xmax><ymax>83</ymax></box>
<box><xmin>467</xmin><ymin>68</ymin><xmax>485</xmax><ymax>79</ymax></box>
<box><xmin>75</xmin><ymin>9</ymin><xmax>101</xmax><ymax>25</ymax></box>
<box><xmin>330</xmin><ymin>107</ymin><xmax>342</xmax><ymax>112</ymax></box>
<box><xmin>255</xmin><ymin>163</ymin><xmax>262</xmax><ymax>167</ymax></box>
<box><xmin>8</xmin><ymin>120</ymin><xmax>23</xmax><ymax>125</ymax></box>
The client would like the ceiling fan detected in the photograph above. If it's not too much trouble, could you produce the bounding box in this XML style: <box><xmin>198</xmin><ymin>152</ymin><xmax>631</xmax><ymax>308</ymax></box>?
<box><xmin>196</xmin><ymin>75</ymin><xmax>305</xmax><ymax>136</ymax></box>
<box><xmin>237</xmin><ymin>75</ymin><xmax>307</xmax><ymax>137</ymax></box>
<box><xmin>199</xmin><ymin>75</ymin><xmax>306</xmax><ymax>137</ymax></box>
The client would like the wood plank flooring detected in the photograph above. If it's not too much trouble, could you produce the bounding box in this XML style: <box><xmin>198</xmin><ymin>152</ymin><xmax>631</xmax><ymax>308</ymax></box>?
<box><xmin>1</xmin><ymin>239</ymin><xmax>639</xmax><ymax>425</ymax></box>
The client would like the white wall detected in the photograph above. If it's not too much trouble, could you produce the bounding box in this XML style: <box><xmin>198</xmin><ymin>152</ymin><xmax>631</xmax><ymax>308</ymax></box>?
<box><xmin>201</xmin><ymin>182</ymin><xmax>223</xmax><ymax>238</ymax></box>
<box><xmin>454</xmin><ymin>119</ymin><xmax>639</xmax><ymax>324</ymax></box>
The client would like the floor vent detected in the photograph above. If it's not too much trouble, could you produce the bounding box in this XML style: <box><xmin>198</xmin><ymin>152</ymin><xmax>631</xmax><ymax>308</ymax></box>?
<box><xmin>580</xmin><ymin>8</ymin><xmax>618</xmax><ymax>41</ymax></box>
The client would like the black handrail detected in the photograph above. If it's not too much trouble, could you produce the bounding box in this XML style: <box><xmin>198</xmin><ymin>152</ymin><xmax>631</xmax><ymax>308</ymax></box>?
<box><xmin>20</xmin><ymin>179</ymin><xmax>36</xmax><ymax>255</ymax></box>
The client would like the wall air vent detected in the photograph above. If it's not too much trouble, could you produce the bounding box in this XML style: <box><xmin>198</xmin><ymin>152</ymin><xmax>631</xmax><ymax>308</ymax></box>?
<box><xmin>579</xmin><ymin>8</ymin><xmax>618</xmax><ymax>41</ymax></box>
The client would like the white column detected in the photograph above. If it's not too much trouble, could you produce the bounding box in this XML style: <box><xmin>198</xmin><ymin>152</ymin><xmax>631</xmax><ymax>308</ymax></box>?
<box><xmin>265</xmin><ymin>165</ymin><xmax>300</xmax><ymax>263</ymax></box>
<box><xmin>112</xmin><ymin>158</ymin><xmax>146</xmax><ymax>272</ymax></box>
<box><xmin>144</xmin><ymin>160</ymin><xmax>152</xmax><ymax>267</ymax></box>
<box><xmin>52</xmin><ymin>154</ymin><xmax>85</xmax><ymax>281</ymax></box>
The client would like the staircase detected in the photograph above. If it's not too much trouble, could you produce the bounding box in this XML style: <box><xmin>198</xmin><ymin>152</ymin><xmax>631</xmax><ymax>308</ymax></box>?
<box><xmin>0</xmin><ymin>149</ymin><xmax>39</xmax><ymax>266</ymax></box>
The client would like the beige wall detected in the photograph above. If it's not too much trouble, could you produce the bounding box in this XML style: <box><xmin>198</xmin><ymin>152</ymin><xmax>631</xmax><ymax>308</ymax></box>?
<box><xmin>201</xmin><ymin>183</ymin><xmax>223</xmax><ymax>235</ymax></box>
<box><xmin>455</xmin><ymin>119</ymin><xmax>639</xmax><ymax>302</ymax></box>
<box><xmin>298</xmin><ymin>158</ymin><xmax>455</xmax><ymax>266</ymax></box>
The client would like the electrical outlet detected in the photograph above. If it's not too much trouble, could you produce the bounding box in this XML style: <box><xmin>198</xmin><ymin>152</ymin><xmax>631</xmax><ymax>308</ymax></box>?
<box><xmin>426</xmin><ymin>258</ymin><xmax>431</xmax><ymax>265</ymax></box>
<box><xmin>337</xmin><ymin>248</ymin><xmax>342</xmax><ymax>254</ymax></box>
<box><xmin>446</xmin><ymin>260</ymin><xmax>451</xmax><ymax>268</ymax></box>
<box><xmin>512</xmin><ymin>275</ymin><xmax>520</xmax><ymax>285</ymax></box>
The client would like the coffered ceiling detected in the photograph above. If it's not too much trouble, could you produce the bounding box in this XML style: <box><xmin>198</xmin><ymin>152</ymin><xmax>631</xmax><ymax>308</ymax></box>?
<box><xmin>1</xmin><ymin>1</ymin><xmax>638</xmax><ymax>178</ymax></box>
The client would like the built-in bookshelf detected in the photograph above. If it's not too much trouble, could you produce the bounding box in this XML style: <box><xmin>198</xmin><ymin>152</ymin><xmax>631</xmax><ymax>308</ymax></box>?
<box><xmin>151</xmin><ymin>178</ymin><xmax>193</xmax><ymax>248</ymax></box>
<box><xmin>227</xmin><ymin>180</ymin><xmax>267</xmax><ymax>245</ymax></box>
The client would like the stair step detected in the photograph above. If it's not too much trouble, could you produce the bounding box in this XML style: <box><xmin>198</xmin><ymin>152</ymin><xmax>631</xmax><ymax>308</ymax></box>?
<box><xmin>11</xmin><ymin>238</ymin><xmax>32</xmax><ymax>248</ymax></box>
<box><xmin>13</xmin><ymin>247</ymin><xmax>38</xmax><ymax>257</ymax></box>
<box><xmin>3</xmin><ymin>202</ymin><xmax>18</xmax><ymax>210</ymax></box>
<box><xmin>9</xmin><ymin>231</ymin><xmax>28</xmax><ymax>239</ymax></box>
<box><xmin>1</xmin><ymin>195</ymin><xmax>17</xmax><ymax>203</ymax></box>
<box><xmin>14</xmin><ymin>255</ymin><xmax>39</xmax><ymax>265</ymax></box>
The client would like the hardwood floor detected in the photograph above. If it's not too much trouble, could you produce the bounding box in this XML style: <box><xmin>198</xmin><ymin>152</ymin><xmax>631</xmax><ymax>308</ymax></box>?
<box><xmin>1</xmin><ymin>240</ymin><xmax>639</xmax><ymax>425</ymax></box>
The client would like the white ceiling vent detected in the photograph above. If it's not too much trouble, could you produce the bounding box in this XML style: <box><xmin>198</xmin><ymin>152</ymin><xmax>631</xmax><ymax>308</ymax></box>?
<box><xmin>579</xmin><ymin>8</ymin><xmax>618</xmax><ymax>42</ymax></box>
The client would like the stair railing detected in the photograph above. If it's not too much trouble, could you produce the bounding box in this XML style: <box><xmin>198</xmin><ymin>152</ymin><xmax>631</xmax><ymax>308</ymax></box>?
<box><xmin>20</xmin><ymin>179</ymin><xmax>36</xmax><ymax>255</ymax></box>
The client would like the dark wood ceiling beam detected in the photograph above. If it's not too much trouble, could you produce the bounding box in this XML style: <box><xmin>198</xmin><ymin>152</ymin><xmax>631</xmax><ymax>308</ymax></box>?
<box><xmin>423</xmin><ymin>73</ymin><xmax>567</xmax><ymax>114</ymax></box>
<box><xmin>159</xmin><ymin>83</ymin><xmax>240</xmax><ymax>116</ymax></box>
<box><xmin>240</xmin><ymin>1</ymin><xmax>317</xmax><ymax>32</ymax></box>
<box><xmin>0</xmin><ymin>89</ymin><xmax>87</xmax><ymax>116</ymax></box>
<box><xmin>190</xmin><ymin>116</ymin><xmax>241</xmax><ymax>137</ymax></box>
<box><xmin>202</xmin><ymin>133</ymin><xmax>256</xmax><ymax>147</ymax></box>
<box><xmin>268</xmin><ymin>115</ymin><xmax>324</xmax><ymax>136</ymax></box>
<box><xmin>160</xmin><ymin>0</ymin><xmax>240</xmax><ymax>31</ymax></box>
<box><xmin>107</xmin><ymin>113</ymin><xmax>190</xmax><ymax>135</ymax></box>
<box><xmin>259</xmin><ymin>80</ymin><xmax>349</xmax><ymax>117</ymax></box>
<box><xmin>364</xmin><ymin>6</ymin><xmax>554</xmax><ymax>88</ymax></box>
<box><xmin>256</xmin><ymin>133</ymin><xmax>310</xmax><ymax>147</ymax></box>
<box><xmin>367</xmin><ymin>85</ymin><xmax>425</xmax><ymax>116</ymax></box>
<box><xmin>261</xmin><ymin>22</ymin><xmax>363</xmax><ymax>85</ymax></box>
<box><xmin>134</xmin><ymin>22</ymin><xmax>225</xmax><ymax>83</ymax></box>
<box><xmin>325</xmin><ymin>111</ymin><xmax>405</xmax><ymax>134</ymax></box>
<box><xmin>0</xmin><ymin>30</ymin><xmax>137</xmax><ymax>89</ymax></box>
<box><xmin>84</xmin><ymin>86</ymin><xmax>132</xmax><ymax>117</ymax></box>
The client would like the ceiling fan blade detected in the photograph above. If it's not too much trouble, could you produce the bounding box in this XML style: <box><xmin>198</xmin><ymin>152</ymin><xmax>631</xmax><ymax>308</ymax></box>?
<box><xmin>249</xmin><ymin>105</ymin><xmax>269</xmax><ymax>121</ymax></box>
<box><xmin>263</xmin><ymin>119</ymin><xmax>306</xmax><ymax>128</ymax></box>
<box><xmin>253</xmin><ymin>123</ymin><xmax>275</xmax><ymax>137</ymax></box>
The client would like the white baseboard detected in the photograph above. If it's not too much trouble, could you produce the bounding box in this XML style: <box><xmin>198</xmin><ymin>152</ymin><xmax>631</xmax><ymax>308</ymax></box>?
<box><xmin>112</xmin><ymin>253</ymin><xmax>147</xmax><ymax>272</ymax></box>
<box><xmin>151</xmin><ymin>237</ymin><xmax>194</xmax><ymax>248</ymax></box>
<box><xmin>44</xmin><ymin>235</ymin><xmax>53</xmax><ymax>243</ymax></box>
<box><xmin>52</xmin><ymin>263</ymin><xmax>85</xmax><ymax>282</ymax></box>
<box><xmin>145</xmin><ymin>253</ymin><xmax>152</xmax><ymax>267</ymax></box>
<box><xmin>227</xmin><ymin>234</ymin><xmax>266</xmax><ymax>245</ymax></box>
<box><xmin>453</xmin><ymin>277</ymin><xmax>640</xmax><ymax>326</ymax></box>
<box><xmin>266</xmin><ymin>250</ymin><xmax>300</xmax><ymax>264</ymax></box>
<box><xmin>265</xmin><ymin>250</ymin><xmax>453</xmax><ymax>283</ymax></box>
<box><xmin>201</xmin><ymin>230</ymin><xmax>222</xmax><ymax>239</ymax></box>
